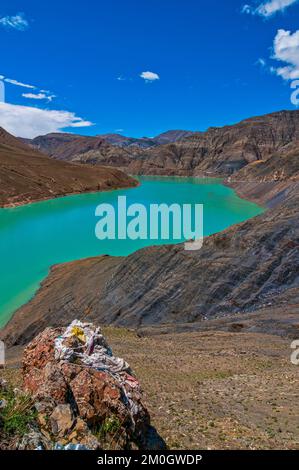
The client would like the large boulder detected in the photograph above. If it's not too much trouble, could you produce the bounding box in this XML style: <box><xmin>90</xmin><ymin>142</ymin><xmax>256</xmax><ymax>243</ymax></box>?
<box><xmin>22</xmin><ymin>321</ymin><xmax>165</xmax><ymax>450</ymax></box>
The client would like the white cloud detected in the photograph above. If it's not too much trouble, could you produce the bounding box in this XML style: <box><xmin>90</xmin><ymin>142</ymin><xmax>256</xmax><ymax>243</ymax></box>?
<box><xmin>47</xmin><ymin>95</ymin><xmax>56</xmax><ymax>102</ymax></box>
<box><xmin>69</xmin><ymin>119</ymin><xmax>93</xmax><ymax>128</ymax></box>
<box><xmin>140</xmin><ymin>71</ymin><xmax>160</xmax><ymax>82</ymax></box>
<box><xmin>0</xmin><ymin>102</ymin><xmax>93</xmax><ymax>138</ymax></box>
<box><xmin>0</xmin><ymin>13</ymin><xmax>29</xmax><ymax>31</ymax></box>
<box><xmin>4</xmin><ymin>78</ymin><xmax>35</xmax><ymax>89</ymax></box>
<box><xmin>272</xmin><ymin>29</ymin><xmax>299</xmax><ymax>80</ymax></box>
<box><xmin>242</xmin><ymin>5</ymin><xmax>252</xmax><ymax>14</ymax></box>
<box><xmin>243</xmin><ymin>0</ymin><xmax>298</xmax><ymax>17</ymax></box>
<box><xmin>22</xmin><ymin>93</ymin><xmax>47</xmax><ymax>100</ymax></box>
<box><xmin>256</xmin><ymin>58</ymin><xmax>266</xmax><ymax>67</ymax></box>
<box><xmin>2</xmin><ymin>75</ymin><xmax>55</xmax><ymax>100</ymax></box>
<box><xmin>46</xmin><ymin>95</ymin><xmax>55</xmax><ymax>102</ymax></box>
<box><xmin>22</xmin><ymin>92</ymin><xmax>56</xmax><ymax>102</ymax></box>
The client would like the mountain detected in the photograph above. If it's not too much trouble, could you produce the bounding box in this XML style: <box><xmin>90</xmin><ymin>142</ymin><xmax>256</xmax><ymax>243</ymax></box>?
<box><xmin>42</xmin><ymin>135</ymin><xmax>131</xmax><ymax>162</ymax></box>
<box><xmin>0</xmin><ymin>127</ymin><xmax>137</xmax><ymax>207</ymax></box>
<box><xmin>19</xmin><ymin>132</ymin><xmax>84</xmax><ymax>155</ymax></box>
<box><xmin>100</xmin><ymin>130</ymin><xmax>195</xmax><ymax>148</ymax></box>
<box><xmin>153</xmin><ymin>130</ymin><xmax>196</xmax><ymax>145</ymax></box>
<box><xmin>22</xmin><ymin>129</ymin><xmax>196</xmax><ymax>157</ymax></box>
<box><xmin>117</xmin><ymin>110</ymin><xmax>299</xmax><ymax>177</ymax></box>
<box><xmin>27</xmin><ymin>110</ymin><xmax>299</xmax><ymax>178</ymax></box>
<box><xmin>2</xmin><ymin>135</ymin><xmax>298</xmax><ymax>345</ymax></box>
<box><xmin>99</xmin><ymin>134</ymin><xmax>157</xmax><ymax>148</ymax></box>
<box><xmin>20</xmin><ymin>132</ymin><xmax>141</xmax><ymax>166</ymax></box>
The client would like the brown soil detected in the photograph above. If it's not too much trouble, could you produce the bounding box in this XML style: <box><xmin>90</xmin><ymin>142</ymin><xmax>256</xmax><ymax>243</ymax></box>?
<box><xmin>0</xmin><ymin>127</ymin><xmax>137</xmax><ymax>208</ymax></box>
<box><xmin>2</xmin><ymin>327</ymin><xmax>299</xmax><ymax>450</ymax></box>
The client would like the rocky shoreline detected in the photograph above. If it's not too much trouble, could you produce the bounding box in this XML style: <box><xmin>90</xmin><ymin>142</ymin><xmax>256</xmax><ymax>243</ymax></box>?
<box><xmin>0</xmin><ymin>180</ymin><xmax>139</xmax><ymax>210</ymax></box>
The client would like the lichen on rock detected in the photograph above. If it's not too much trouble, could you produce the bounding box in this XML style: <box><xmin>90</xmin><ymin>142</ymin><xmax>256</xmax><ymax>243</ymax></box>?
<box><xmin>22</xmin><ymin>321</ymin><xmax>166</xmax><ymax>450</ymax></box>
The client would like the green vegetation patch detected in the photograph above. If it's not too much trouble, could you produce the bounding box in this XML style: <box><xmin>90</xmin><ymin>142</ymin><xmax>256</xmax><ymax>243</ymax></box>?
<box><xmin>0</xmin><ymin>385</ymin><xmax>37</xmax><ymax>436</ymax></box>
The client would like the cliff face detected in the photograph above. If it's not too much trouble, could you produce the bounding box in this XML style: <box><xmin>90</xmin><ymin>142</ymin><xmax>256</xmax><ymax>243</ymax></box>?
<box><xmin>0</xmin><ymin>127</ymin><xmax>137</xmax><ymax>207</ymax></box>
<box><xmin>121</xmin><ymin>110</ymin><xmax>299</xmax><ymax>177</ymax></box>
<box><xmin>30</xmin><ymin>110</ymin><xmax>299</xmax><ymax>177</ymax></box>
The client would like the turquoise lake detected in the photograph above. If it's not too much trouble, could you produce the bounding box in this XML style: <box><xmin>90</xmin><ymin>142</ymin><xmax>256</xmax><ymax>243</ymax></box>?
<box><xmin>0</xmin><ymin>177</ymin><xmax>264</xmax><ymax>327</ymax></box>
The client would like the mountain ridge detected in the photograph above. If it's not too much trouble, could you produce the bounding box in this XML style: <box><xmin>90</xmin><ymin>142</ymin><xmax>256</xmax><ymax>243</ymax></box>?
<box><xmin>21</xmin><ymin>129</ymin><xmax>195</xmax><ymax>155</ymax></box>
<box><xmin>0</xmin><ymin>127</ymin><xmax>137</xmax><ymax>207</ymax></box>
<box><xmin>20</xmin><ymin>110</ymin><xmax>299</xmax><ymax>178</ymax></box>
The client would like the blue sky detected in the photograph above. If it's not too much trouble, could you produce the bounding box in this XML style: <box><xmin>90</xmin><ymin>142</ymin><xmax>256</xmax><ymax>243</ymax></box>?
<box><xmin>0</xmin><ymin>0</ymin><xmax>298</xmax><ymax>138</ymax></box>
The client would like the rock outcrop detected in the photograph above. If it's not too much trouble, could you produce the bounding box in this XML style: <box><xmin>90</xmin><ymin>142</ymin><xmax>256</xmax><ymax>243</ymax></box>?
<box><xmin>20</xmin><ymin>322</ymin><xmax>165</xmax><ymax>450</ymax></box>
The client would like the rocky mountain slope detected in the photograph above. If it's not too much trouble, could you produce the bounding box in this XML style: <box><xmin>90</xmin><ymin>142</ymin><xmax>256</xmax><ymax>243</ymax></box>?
<box><xmin>37</xmin><ymin>110</ymin><xmax>299</xmax><ymax>177</ymax></box>
<box><xmin>117</xmin><ymin>110</ymin><xmax>299</xmax><ymax>177</ymax></box>
<box><xmin>0</xmin><ymin>127</ymin><xmax>137</xmax><ymax>207</ymax></box>
<box><xmin>22</xmin><ymin>111</ymin><xmax>299</xmax><ymax>179</ymax></box>
<box><xmin>21</xmin><ymin>132</ymin><xmax>135</xmax><ymax>162</ymax></box>
<box><xmin>2</xmin><ymin>158</ymin><xmax>298</xmax><ymax>346</ymax></box>
<box><xmin>153</xmin><ymin>130</ymin><xmax>196</xmax><ymax>145</ymax></box>
<box><xmin>100</xmin><ymin>130</ymin><xmax>195</xmax><ymax>147</ymax></box>
<box><xmin>20</xmin><ymin>132</ymin><xmax>85</xmax><ymax>155</ymax></box>
<box><xmin>97</xmin><ymin>133</ymin><xmax>153</xmax><ymax>148</ymax></box>
<box><xmin>23</xmin><ymin>130</ymin><xmax>195</xmax><ymax>154</ymax></box>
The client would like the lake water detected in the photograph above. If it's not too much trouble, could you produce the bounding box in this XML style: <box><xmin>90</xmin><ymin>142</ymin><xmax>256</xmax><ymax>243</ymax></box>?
<box><xmin>0</xmin><ymin>177</ymin><xmax>264</xmax><ymax>327</ymax></box>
